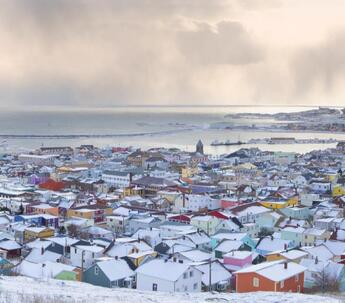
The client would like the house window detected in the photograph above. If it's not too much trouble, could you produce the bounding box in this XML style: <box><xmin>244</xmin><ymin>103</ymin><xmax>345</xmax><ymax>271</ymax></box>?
<box><xmin>253</xmin><ymin>277</ymin><xmax>259</xmax><ymax>287</ymax></box>
<box><xmin>193</xmin><ymin>283</ymin><xmax>198</xmax><ymax>290</ymax></box>
<box><xmin>184</xmin><ymin>286</ymin><xmax>188</xmax><ymax>292</ymax></box>
<box><xmin>183</xmin><ymin>272</ymin><xmax>188</xmax><ymax>279</ymax></box>
<box><xmin>297</xmin><ymin>285</ymin><xmax>301</xmax><ymax>293</ymax></box>
<box><xmin>92</xmin><ymin>253</ymin><xmax>95</xmax><ymax>258</ymax></box>
<box><xmin>152</xmin><ymin>283</ymin><xmax>157</xmax><ymax>291</ymax></box>
<box><xmin>190</xmin><ymin>271</ymin><xmax>194</xmax><ymax>277</ymax></box>
<box><xmin>295</xmin><ymin>275</ymin><xmax>299</xmax><ymax>282</ymax></box>
<box><xmin>280</xmin><ymin>280</ymin><xmax>284</xmax><ymax>288</ymax></box>
<box><xmin>95</xmin><ymin>267</ymin><xmax>99</xmax><ymax>275</ymax></box>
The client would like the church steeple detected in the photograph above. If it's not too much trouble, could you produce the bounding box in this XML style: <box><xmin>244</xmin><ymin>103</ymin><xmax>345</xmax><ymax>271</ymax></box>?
<box><xmin>196</xmin><ymin>139</ymin><xmax>204</xmax><ymax>154</ymax></box>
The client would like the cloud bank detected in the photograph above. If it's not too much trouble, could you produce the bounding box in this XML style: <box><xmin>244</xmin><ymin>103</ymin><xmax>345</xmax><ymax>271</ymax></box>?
<box><xmin>0</xmin><ymin>0</ymin><xmax>344</xmax><ymax>107</ymax></box>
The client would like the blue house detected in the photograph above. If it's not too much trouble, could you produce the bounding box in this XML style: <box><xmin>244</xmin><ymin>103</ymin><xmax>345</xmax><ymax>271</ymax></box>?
<box><xmin>83</xmin><ymin>258</ymin><xmax>135</xmax><ymax>288</ymax></box>
<box><xmin>210</xmin><ymin>232</ymin><xmax>256</xmax><ymax>251</ymax></box>
<box><xmin>14</xmin><ymin>214</ymin><xmax>59</xmax><ymax>229</ymax></box>
<box><xmin>255</xmin><ymin>236</ymin><xmax>295</xmax><ymax>256</ymax></box>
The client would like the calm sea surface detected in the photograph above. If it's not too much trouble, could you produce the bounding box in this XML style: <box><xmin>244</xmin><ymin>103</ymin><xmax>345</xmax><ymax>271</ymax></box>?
<box><xmin>0</xmin><ymin>106</ymin><xmax>344</xmax><ymax>155</ymax></box>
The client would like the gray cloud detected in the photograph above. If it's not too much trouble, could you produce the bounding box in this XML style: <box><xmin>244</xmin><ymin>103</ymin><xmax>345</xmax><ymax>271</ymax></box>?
<box><xmin>177</xmin><ymin>21</ymin><xmax>263</xmax><ymax>65</ymax></box>
<box><xmin>0</xmin><ymin>0</ymin><xmax>344</xmax><ymax>107</ymax></box>
<box><xmin>291</xmin><ymin>31</ymin><xmax>345</xmax><ymax>95</ymax></box>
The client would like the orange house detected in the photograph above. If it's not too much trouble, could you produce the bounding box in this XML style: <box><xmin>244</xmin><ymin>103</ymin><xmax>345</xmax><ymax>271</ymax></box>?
<box><xmin>31</xmin><ymin>204</ymin><xmax>59</xmax><ymax>216</ymax></box>
<box><xmin>39</xmin><ymin>179</ymin><xmax>65</xmax><ymax>191</ymax></box>
<box><xmin>235</xmin><ymin>261</ymin><xmax>305</xmax><ymax>293</ymax></box>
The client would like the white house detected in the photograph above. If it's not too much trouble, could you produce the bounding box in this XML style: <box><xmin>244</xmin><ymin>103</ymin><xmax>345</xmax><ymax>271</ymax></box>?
<box><xmin>101</xmin><ymin>171</ymin><xmax>141</xmax><ymax>189</ymax></box>
<box><xmin>136</xmin><ymin>259</ymin><xmax>202</xmax><ymax>292</ymax></box>
<box><xmin>174</xmin><ymin>194</ymin><xmax>221</xmax><ymax>212</ymax></box>
<box><xmin>70</xmin><ymin>245</ymin><xmax>104</xmax><ymax>269</ymax></box>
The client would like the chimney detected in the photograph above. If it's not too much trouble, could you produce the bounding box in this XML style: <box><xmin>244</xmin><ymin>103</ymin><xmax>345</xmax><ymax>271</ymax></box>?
<box><xmin>284</xmin><ymin>244</ymin><xmax>287</xmax><ymax>251</ymax></box>
<box><xmin>284</xmin><ymin>262</ymin><xmax>288</xmax><ymax>269</ymax></box>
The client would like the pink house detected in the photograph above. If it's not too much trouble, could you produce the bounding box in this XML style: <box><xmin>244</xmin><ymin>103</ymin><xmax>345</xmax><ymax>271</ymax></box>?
<box><xmin>221</xmin><ymin>198</ymin><xmax>244</xmax><ymax>209</ymax></box>
<box><xmin>223</xmin><ymin>250</ymin><xmax>253</xmax><ymax>271</ymax></box>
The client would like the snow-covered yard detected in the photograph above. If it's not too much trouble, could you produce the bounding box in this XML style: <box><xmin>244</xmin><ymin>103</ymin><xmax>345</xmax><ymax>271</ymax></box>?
<box><xmin>0</xmin><ymin>276</ymin><xmax>341</xmax><ymax>303</ymax></box>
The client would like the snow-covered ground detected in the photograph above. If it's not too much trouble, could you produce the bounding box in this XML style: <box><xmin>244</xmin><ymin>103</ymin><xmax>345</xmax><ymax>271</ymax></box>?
<box><xmin>0</xmin><ymin>276</ymin><xmax>340</xmax><ymax>303</ymax></box>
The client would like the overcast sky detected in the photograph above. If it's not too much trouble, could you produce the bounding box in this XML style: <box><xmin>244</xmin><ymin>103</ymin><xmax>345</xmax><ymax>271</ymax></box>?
<box><xmin>1</xmin><ymin>0</ymin><xmax>345</xmax><ymax>108</ymax></box>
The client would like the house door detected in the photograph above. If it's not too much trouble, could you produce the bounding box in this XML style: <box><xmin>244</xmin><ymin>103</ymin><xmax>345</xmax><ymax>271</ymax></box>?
<box><xmin>152</xmin><ymin>283</ymin><xmax>157</xmax><ymax>291</ymax></box>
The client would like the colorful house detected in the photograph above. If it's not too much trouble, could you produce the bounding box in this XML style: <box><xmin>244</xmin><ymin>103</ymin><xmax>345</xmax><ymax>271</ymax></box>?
<box><xmin>260</xmin><ymin>196</ymin><xmax>298</xmax><ymax>210</ymax></box>
<box><xmin>332</xmin><ymin>185</ymin><xmax>345</xmax><ymax>197</ymax></box>
<box><xmin>0</xmin><ymin>257</ymin><xmax>14</xmax><ymax>275</ymax></box>
<box><xmin>39</xmin><ymin>179</ymin><xmax>65</xmax><ymax>191</ymax></box>
<box><xmin>67</xmin><ymin>206</ymin><xmax>112</xmax><ymax>223</ymax></box>
<box><xmin>24</xmin><ymin>226</ymin><xmax>54</xmax><ymax>243</ymax></box>
<box><xmin>83</xmin><ymin>259</ymin><xmax>135</xmax><ymax>288</ymax></box>
<box><xmin>235</xmin><ymin>260</ymin><xmax>305</xmax><ymax>293</ymax></box>
<box><xmin>210</xmin><ymin>233</ymin><xmax>256</xmax><ymax>251</ymax></box>
<box><xmin>223</xmin><ymin>250</ymin><xmax>253</xmax><ymax>271</ymax></box>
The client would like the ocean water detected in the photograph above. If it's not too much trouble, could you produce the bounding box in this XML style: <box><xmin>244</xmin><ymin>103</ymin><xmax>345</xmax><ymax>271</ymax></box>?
<box><xmin>0</xmin><ymin>106</ymin><xmax>344</xmax><ymax>155</ymax></box>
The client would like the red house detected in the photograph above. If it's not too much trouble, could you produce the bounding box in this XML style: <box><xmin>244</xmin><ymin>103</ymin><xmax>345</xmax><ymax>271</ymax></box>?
<box><xmin>235</xmin><ymin>260</ymin><xmax>305</xmax><ymax>293</ymax></box>
<box><xmin>39</xmin><ymin>179</ymin><xmax>65</xmax><ymax>191</ymax></box>
<box><xmin>168</xmin><ymin>214</ymin><xmax>191</xmax><ymax>224</ymax></box>
<box><xmin>0</xmin><ymin>240</ymin><xmax>22</xmax><ymax>258</ymax></box>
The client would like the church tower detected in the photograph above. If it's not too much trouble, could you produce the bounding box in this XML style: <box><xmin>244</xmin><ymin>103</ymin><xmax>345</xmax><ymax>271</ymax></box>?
<box><xmin>196</xmin><ymin>139</ymin><xmax>204</xmax><ymax>154</ymax></box>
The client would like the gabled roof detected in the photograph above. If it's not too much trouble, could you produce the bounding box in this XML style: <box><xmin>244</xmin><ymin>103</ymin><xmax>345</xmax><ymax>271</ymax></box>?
<box><xmin>96</xmin><ymin>259</ymin><xmax>135</xmax><ymax>281</ymax></box>
<box><xmin>135</xmin><ymin>259</ymin><xmax>192</xmax><ymax>282</ymax></box>
<box><xmin>235</xmin><ymin>260</ymin><xmax>306</xmax><ymax>282</ymax></box>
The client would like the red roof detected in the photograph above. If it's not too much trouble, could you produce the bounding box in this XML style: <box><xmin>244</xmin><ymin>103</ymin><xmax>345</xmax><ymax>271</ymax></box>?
<box><xmin>39</xmin><ymin>179</ymin><xmax>65</xmax><ymax>191</ymax></box>
<box><xmin>168</xmin><ymin>214</ymin><xmax>191</xmax><ymax>223</ymax></box>
<box><xmin>208</xmin><ymin>210</ymin><xmax>229</xmax><ymax>220</ymax></box>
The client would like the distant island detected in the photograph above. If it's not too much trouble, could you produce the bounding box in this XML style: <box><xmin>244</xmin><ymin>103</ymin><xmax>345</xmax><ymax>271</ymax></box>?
<box><xmin>220</xmin><ymin>107</ymin><xmax>345</xmax><ymax>133</ymax></box>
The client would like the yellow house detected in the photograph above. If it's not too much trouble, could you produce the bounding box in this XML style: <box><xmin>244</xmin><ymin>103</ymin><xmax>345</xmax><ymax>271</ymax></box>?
<box><xmin>128</xmin><ymin>250</ymin><xmax>157</xmax><ymax>267</ymax></box>
<box><xmin>24</xmin><ymin>226</ymin><xmax>54</xmax><ymax>242</ymax></box>
<box><xmin>181</xmin><ymin>166</ymin><xmax>198</xmax><ymax>178</ymax></box>
<box><xmin>325</xmin><ymin>173</ymin><xmax>337</xmax><ymax>182</ymax></box>
<box><xmin>332</xmin><ymin>185</ymin><xmax>345</xmax><ymax>197</ymax></box>
<box><xmin>123</xmin><ymin>186</ymin><xmax>144</xmax><ymax>197</ymax></box>
<box><xmin>260</xmin><ymin>196</ymin><xmax>298</xmax><ymax>210</ymax></box>
<box><xmin>266</xmin><ymin>249</ymin><xmax>308</xmax><ymax>263</ymax></box>
<box><xmin>66</xmin><ymin>207</ymin><xmax>112</xmax><ymax>221</ymax></box>
<box><xmin>266</xmin><ymin>252</ymin><xmax>285</xmax><ymax>262</ymax></box>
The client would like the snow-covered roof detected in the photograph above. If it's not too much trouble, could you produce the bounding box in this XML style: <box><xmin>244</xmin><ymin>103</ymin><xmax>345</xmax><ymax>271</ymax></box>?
<box><xmin>177</xmin><ymin>249</ymin><xmax>212</xmax><ymax>262</ymax></box>
<box><xmin>223</xmin><ymin>250</ymin><xmax>252</xmax><ymax>260</ymax></box>
<box><xmin>193</xmin><ymin>261</ymin><xmax>231</xmax><ymax>285</ymax></box>
<box><xmin>302</xmin><ymin>245</ymin><xmax>334</xmax><ymax>261</ymax></box>
<box><xmin>0</xmin><ymin>240</ymin><xmax>21</xmax><ymax>250</ymax></box>
<box><xmin>280</xmin><ymin>250</ymin><xmax>308</xmax><ymax>260</ymax></box>
<box><xmin>96</xmin><ymin>259</ymin><xmax>134</xmax><ymax>281</ymax></box>
<box><xmin>17</xmin><ymin>260</ymin><xmax>75</xmax><ymax>280</ymax></box>
<box><xmin>136</xmin><ymin>259</ymin><xmax>191</xmax><ymax>282</ymax></box>
<box><xmin>236</xmin><ymin>260</ymin><xmax>306</xmax><ymax>282</ymax></box>
<box><xmin>215</xmin><ymin>240</ymin><xmax>243</xmax><ymax>253</ymax></box>
<box><xmin>25</xmin><ymin>248</ymin><xmax>61</xmax><ymax>263</ymax></box>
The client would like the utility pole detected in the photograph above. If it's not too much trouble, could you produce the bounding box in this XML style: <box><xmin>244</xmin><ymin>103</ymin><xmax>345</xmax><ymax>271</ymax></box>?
<box><xmin>209</xmin><ymin>258</ymin><xmax>212</xmax><ymax>292</ymax></box>
<box><xmin>81</xmin><ymin>250</ymin><xmax>85</xmax><ymax>282</ymax></box>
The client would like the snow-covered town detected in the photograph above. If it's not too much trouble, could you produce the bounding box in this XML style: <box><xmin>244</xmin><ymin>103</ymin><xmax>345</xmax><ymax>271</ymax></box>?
<box><xmin>0</xmin><ymin>140</ymin><xmax>344</xmax><ymax>298</ymax></box>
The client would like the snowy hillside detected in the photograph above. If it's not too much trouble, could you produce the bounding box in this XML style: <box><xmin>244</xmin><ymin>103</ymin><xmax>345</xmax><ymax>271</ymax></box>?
<box><xmin>0</xmin><ymin>276</ymin><xmax>340</xmax><ymax>303</ymax></box>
